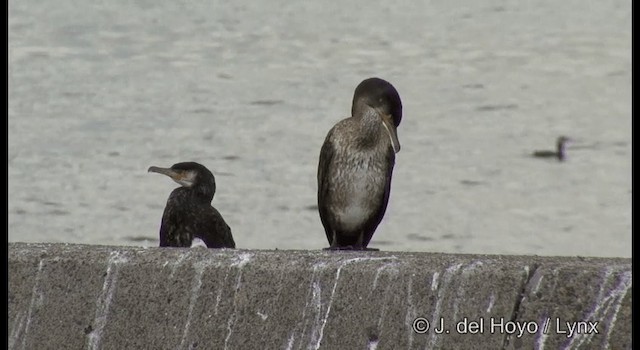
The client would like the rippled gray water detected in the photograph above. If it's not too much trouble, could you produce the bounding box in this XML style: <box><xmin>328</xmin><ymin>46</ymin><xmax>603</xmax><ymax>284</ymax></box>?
<box><xmin>9</xmin><ymin>0</ymin><xmax>631</xmax><ymax>257</ymax></box>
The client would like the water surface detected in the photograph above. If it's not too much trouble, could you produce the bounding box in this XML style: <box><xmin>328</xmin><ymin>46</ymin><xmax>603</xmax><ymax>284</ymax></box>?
<box><xmin>9</xmin><ymin>0</ymin><xmax>631</xmax><ymax>257</ymax></box>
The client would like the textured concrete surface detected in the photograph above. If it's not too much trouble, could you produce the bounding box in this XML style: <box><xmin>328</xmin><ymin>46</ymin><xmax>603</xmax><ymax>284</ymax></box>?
<box><xmin>8</xmin><ymin>243</ymin><xmax>631</xmax><ymax>350</ymax></box>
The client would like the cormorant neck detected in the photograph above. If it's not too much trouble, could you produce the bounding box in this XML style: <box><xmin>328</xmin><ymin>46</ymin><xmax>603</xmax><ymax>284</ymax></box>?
<box><xmin>353</xmin><ymin>105</ymin><xmax>383</xmax><ymax>148</ymax></box>
<box><xmin>196</xmin><ymin>184</ymin><xmax>215</xmax><ymax>202</ymax></box>
<box><xmin>177</xmin><ymin>184</ymin><xmax>215</xmax><ymax>203</ymax></box>
<box><xmin>557</xmin><ymin>140</ymin><xmax>569</xmax><ymax>161</ymax></box>
<box><xmin>558</xmin><ymin>144</ymin><xmax>566</xmax><ymax>161</ymax></box>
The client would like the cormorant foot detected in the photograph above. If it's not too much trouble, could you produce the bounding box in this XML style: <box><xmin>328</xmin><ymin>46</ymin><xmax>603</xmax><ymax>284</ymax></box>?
<box><xmin>323</xmin><ymin>246</ymin><xmax>380</xmax><ymax>251</ymax></box>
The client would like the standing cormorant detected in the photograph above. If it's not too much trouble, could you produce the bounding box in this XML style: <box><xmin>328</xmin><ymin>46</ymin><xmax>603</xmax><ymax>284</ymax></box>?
<box><xmin>148</xmin><ymin>162</ymin><xmax>235</xmax><ymax>248</ymax></box>
<box><xmin>532</xmin><ymin>136</ymin><xmax>572</xmax><ymax>161</ymax></box>
<box><xmin>317</xmin><ymin>77</ymin><xmax>402</xmax><ymax>250</ymax></box>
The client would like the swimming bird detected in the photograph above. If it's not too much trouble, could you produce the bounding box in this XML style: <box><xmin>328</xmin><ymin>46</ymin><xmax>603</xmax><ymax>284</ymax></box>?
<box><xmin>148</xmin><ymin>162</ymin><xmax>235</xmax><ymax>248</ymax></box>
<box><xmin>317</xmin><ymin>77</ymin><xmax>402</xmax><ymax>250</ymax></box>
<box><xmin>532</xmin><ymin>136</ymin><xmax>572</xmax><ymax>161</ymax></box>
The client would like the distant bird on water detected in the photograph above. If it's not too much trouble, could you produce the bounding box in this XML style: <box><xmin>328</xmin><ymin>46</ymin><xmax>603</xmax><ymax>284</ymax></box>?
<box><xmin>148</xmin><ymin>162</ymin><xmax>235</xmax><ymax>248</ymax></box>
<box><xmin>317</xmin><ymin>77</ymin><xmax>402</xmax><ymax>250</ymax></box>
<box><xmin>532</xmin><ymin>136</ymin><xmax>572</xmax><ymax>161</ymax></box>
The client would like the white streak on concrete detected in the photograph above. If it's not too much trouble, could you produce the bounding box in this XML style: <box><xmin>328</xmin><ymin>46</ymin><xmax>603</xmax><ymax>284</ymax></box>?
<box><xmin>9</xmin><ymin>311</ymin><xmax>26</xmax><ymax>350</ymax></box>
<box><xmin>214</xmin><ymin>266</ymin><xmax>232</xmax><ymax>317</ymax></box>
<box><xmin>257</xmin><ymin>311</ymin><xmax>268</xmax><ymax>321</ymax></box>
<box><xmin>372</xmin><ymin>265</ymin><xmax>384</xmax><ymax>290</ymax></box>
<box><xmin>453</xmin><ymin>261</ymin><xmax>483</xmax><ymax>320</ymax></box>
<box><xmin>169</xmin><ymin>252</ymin><xmax>190</xmax><ymax>279</ymax></box>
<box><xmin>602</xmin><ymin>270</ymin><xmax>632</xmax><ymax>348</ymax></box>
<box><xmin>486</xmin><ymin>293</ymin><xmax>495</xmax><ymax>313</ymax></box>
<box><xmin>371</xmin><ymin>262</ymin><xmax>398</xmax><ymax>329</ymax></box>
<box><xmin>452</xmin><ymin>290</ymin><xmax>461</xmax><ymax>321</ymax></box>
<box><xmin>178</xmin><ymin>260</ymin><xmax>210</xmax><ymax>350</ymax></box>
<box><xmin>427</xmin><ymin>263</ymin><xmax>462</xmax><ymax>349</ymax></box>
<box><xmin>564</xmin><ymin>269</ymin><xmax>610</xmax><ymax>350</ymax></box>
<box><xmin>430</xmin><ymin>272</ymin><xmax>439</xmax><ymax>291</ymax></box>
<box><xmin>311</xmin><ymin>262</ymin><xmax>345</xmax><ymax>350</ymax></box>
<box><xmin>223</xmin><ymin>253</ymin><xmax>254</xmax><ymax>350</ymax></box>
<box><xmin>376</xmin><ymin>282</ymin><xmax>394</xmax><ymax>329</ymax></box>
<box><xmin>20</xmin><ymin>260</ymin><xmax>44</xmax><ymax>350</ymax></box>
<box><xmin>87</xmin><ymin>251</ymin><xmax>128</xmax><ymax>350</ymax></box>
<box><xmin>535</xmin><ymin>315</ymin><xmax>550</xmax><ymax>350</ymax></box>
<box><xmin>564</xmin><ymin>267</ymin><xmax>632</xmax><ymax>350</ymax></box>
<box><xmin>367</xmin><ymin>339</ymin><xmax>379</xmax><ymax>350</ymax></box>
<box><xmin>231</xmin><ymin>252</ymin><xmax>254</xmax><ymax>268</ymax></box>
<box><xmin>310</xmin><ymin>257</ymin><xmax>392</xmax><ymax>350</ymax></box>
<box><xmin>531</xmin><ymin>274</ymin><xmax>544</xmax><ymax>295</ymax></box>
<box><xmin>452</xmin><ymin>262</ymin><xmax>484</xmax><ymax>320</ymax></box>
<box><xmin>464</xmin><ymin>260</ymin><xmax>484</xmax><ymax>271</ymax></box>
<box><xmin>306</xmin><ymin>278</ymin><xmax>324</xmax><ymax>350</ymax></box>
<box><xmin>284</xmin><ymin>333</ymin><xmax>296</xmax><ymax>350</ymax></box>
<box><xmin>403</xmin><ymin>275</ymin><xmax>415</xmax><ymax>349</ymax></box>
<box><xmin>548</xmin><ymin>269</ymin><xmax>560</xmax><ymax>294</ymax></box>
<box><xmin>296</xmin><ymin>263</ymin><xmax>324</xmax><ymax>350</ymax></box>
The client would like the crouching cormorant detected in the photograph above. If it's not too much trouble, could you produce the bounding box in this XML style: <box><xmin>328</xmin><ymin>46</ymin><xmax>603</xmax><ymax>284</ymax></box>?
<box><xmin>148</xmin><ymin>162</ymin><xmax>235</xmax><ymax>248</ymax></box>
<box><xmin>532</xmin><ymin>136</ymin><xmax>571</xmax><ymax>161</ymax></box>
<box><xmin>317</xmin><ymin>77</ymin><xmax>402</xmax><ymax>250</ymax></box>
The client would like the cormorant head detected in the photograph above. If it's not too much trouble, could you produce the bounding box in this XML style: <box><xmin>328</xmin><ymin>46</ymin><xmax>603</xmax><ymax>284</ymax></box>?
<box><xmin>352</xmin><ymin>77</ymin><xmax>403</xmax><ymax>153</ymax></box>
<box><xmin>148</xmin><ymin>162</ymin><xmax>216</xmax><ymax>195</ymax></box>
<box><xmin>557</xmin><ymin>136</ymin><xmax>571</xmax><ymax>147</ymax></box>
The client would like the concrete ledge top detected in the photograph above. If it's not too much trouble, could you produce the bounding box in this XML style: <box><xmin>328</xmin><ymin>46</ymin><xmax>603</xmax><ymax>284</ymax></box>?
<box><xmin>8</xmin><ymin>242</ymin><xmax>632</xmax><ymax>350</ymax></box>
<box><xmin>8</xmin><ymin>241</ymin><xmax>632</xmax><ymax>264</ymax></box>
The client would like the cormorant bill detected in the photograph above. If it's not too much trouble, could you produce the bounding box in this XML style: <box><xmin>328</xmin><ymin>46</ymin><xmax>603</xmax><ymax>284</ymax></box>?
<box><xmin>532</xmin><ymin>136</ymin><xmax>572</xmax><ymax>161</ymax></box>
<box><xmin>148</xmin><ymin>161</ymin><xmax>236</xmax><ymax>248</ymax></box>
<box><xmin>317</xmin><ymin>77</ymin><xmax>402</xmax><ymax>251</ymax></box>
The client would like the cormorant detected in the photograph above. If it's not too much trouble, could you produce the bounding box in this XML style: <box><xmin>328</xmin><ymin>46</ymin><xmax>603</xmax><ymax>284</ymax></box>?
<box><xmin>532</xmin><ymin>136</ymin><xmax>571</xmax><ymax>161</ymax></box>
<box><xmin>317</xmin><ymin>77</ymin><xmax>402</xmax><ymax>250</ymax></box>
<box><xmin>148</xmin><ymin>162</ymin><xmax>235</xmax><ymax>248</ymax></box>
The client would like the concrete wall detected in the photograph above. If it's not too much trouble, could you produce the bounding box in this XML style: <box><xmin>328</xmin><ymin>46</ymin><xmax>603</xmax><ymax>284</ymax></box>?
<box><xmin>8</xmin><ymin>243</ymin><xmax>631</xmax><ymax>350</ymax></box>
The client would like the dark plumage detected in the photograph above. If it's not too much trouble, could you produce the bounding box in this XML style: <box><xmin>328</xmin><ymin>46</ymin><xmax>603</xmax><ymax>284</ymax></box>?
<box><xmin>532</xmin><ymin>136</ymin><xmax>571</xmax><ymax>161</ymax></box>
<box><xmin>317</xmin><ymin>77</ymin><xmax>402</xmax><ymax>250</ymax></box>
<box><xmin>148</xmin><ymin>162</ymin><xmax>235</xmax><ymax>248</ymax></box>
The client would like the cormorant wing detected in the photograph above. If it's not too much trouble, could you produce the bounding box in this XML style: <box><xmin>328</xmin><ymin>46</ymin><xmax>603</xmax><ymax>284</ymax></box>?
<box><xmin>159</xmin><ymin>201</ymin><xmax>191</xmax><ymax>247</ymax></box>
<box><xmin>197</xmin><ymin>206</ymin><xmax>235</xmax><ymax>248</ymax></box>
<box><xmin>362</xmin><ymin>147</ymin><xmax>395</xmax><ymax>248</ymax></box>
<box><xmin>317</xmin><ymin>132</ymin><xmax>336</xmax><ymax>245</ymax></box>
